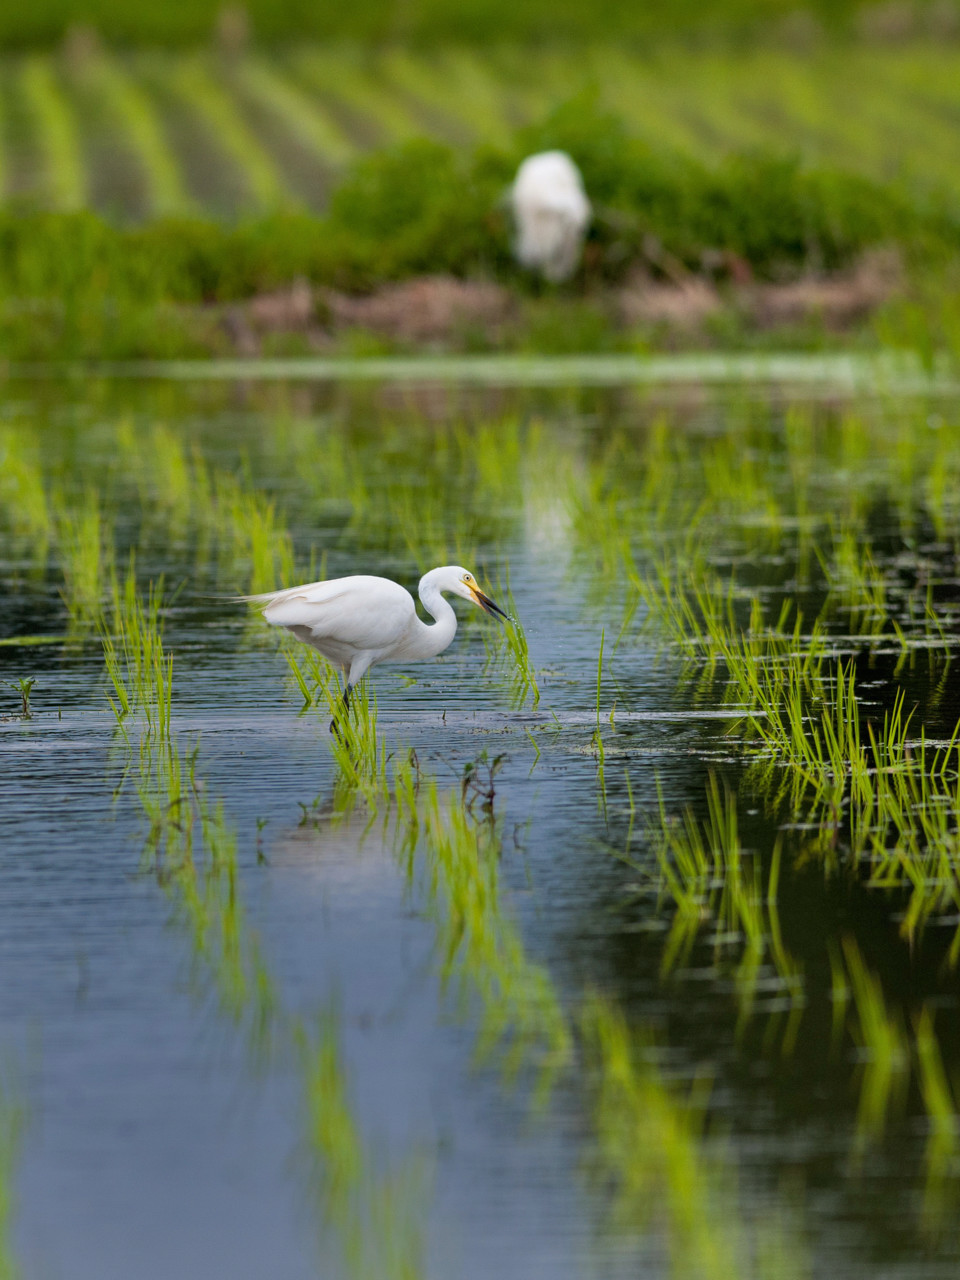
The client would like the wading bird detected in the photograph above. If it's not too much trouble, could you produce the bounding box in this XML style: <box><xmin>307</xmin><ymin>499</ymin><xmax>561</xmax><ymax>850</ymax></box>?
<box><xmin>247</xmin><ymin>565</ymin><xmax>507</xmax><ymax>726</ymax></box>
<box><xmin>510</xmin><ymin>150</ymin><xmax>591</xmax><ymax>283</ymax></box>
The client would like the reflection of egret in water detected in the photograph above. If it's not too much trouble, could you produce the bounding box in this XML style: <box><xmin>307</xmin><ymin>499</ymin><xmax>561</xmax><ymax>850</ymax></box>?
<box><xmin>273</xmin><ymin>766</ymin><xmax>570</xmax><ymax>1080</ymax></box>
<box><xmin>245</xmin><ymin>565</ymin><xmax>507</xmax><ymax>727</ymax></box>
<box><xmin>144</xmin><ymin>741</ymin><xmax>429</xmax><ymax>1280</ymax></box>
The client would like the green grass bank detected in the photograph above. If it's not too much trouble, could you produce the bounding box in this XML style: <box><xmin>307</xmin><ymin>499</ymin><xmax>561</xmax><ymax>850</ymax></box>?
<box><xmin>0</xmin><ymin>0</ymin><xmax>940</xmax><ymax>50</ymax></box>
<box><xmin>3</xmin><ymin>108</ymin><xmax>960</xmax><ymax>361</ymax></box>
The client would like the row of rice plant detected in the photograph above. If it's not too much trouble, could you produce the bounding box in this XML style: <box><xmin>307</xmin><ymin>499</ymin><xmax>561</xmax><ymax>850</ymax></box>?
<box><xmin>4</xmin><ymin>42</ymin><xmax>960</xmax><ymax>218</ymax></box>
<box><xmin>4</xmin><ymin>424</ymin><xmax>810</xmax><ymax>1280</ymax></box>
<box><xmin>13</xmin><ymin>388</ymin><xmax>960</xmax><ymax>1265</ymax></box>
<box><xmin>566</xmin><ymin>398</ymin><xmax>960</xmax><ymax>1216</ymax></box>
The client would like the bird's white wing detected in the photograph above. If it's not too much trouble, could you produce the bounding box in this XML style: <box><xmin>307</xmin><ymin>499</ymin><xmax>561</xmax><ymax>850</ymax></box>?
<box><xmin>256</xmin><ymin>575</ymin><xmax>416</xmax><ymax>649</ymax></box>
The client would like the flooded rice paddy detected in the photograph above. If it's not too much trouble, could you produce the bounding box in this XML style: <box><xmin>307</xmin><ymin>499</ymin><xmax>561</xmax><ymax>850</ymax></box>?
<box><xmin>4</xmin><ymin>371</ymin><xmax>960</xmax><ymax>1277</ymax></box>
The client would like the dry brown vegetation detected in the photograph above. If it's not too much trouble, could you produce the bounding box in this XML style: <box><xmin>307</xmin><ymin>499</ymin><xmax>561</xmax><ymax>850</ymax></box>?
<box><xmin>209</xmin><ymin>252</ymin><xmax>904</xmax><ymax>355</ymax></box>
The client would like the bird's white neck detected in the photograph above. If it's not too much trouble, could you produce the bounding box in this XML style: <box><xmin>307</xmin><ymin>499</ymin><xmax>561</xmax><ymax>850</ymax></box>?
<box><xmin>407</xmin><ymin>571</ymin><xmax>459</xmax><ymax>660</ymax></box>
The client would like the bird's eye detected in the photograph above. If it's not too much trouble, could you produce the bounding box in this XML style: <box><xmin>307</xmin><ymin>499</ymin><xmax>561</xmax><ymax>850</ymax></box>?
<box><xmin>462</xmin><ymin>574</ymin><xmax>472</xmax><ymax>583</ymax></box>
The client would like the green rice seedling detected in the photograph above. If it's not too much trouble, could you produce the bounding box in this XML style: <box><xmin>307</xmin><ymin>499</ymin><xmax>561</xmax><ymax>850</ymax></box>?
<box><xmin>632</xmin><ymin>540</ymin><xmax>908</xmax><ymax>830</ymax></box>
<box><xmin>579</xmin><ymin>995</ymin><xmax>809</xmax><ymax>1280</ymax></box>
<box><xmin>92</xmin><ymin>53</ymin><xmax>190</xmax><ymax>215</ymax></box>
<box><xmin>568</xmin><ymin>472</ymin><xmax>636</xmax><ymax>596</ymax></box>
<box><xmin>820</xmin><ymin>697</ymin><xmax>960</xmax><ymax>945</ymax></box>
<box><xmin>114</xmin><ymin>420</ymin><xmax>196</xmax><ymax>532</ymax></box>
<box><xmin>0</xmin><ymin>428</ymin><xmax>51</xmax><ymax>558</ymax></box>
<box><xmin>19</xmin><ymin>54</ymin><xmax>85</xmax><ymax>209</ymax></box>
<box><xmin>840</xmin><ymin>937</ymin><xmax>909</xmax><ymax>1149</ymax></box>
<box><xmin>291</xmin><ymin>48</ymin><xmax>424</xmax><ymax>146</ymax></box>
<box><xmin>480</xmin><ymin>570</ymin><xmax>539</xmax><ymax>709</ymax></box>
<box><xmin>283</xmin><ymin>642</ymin><xmax>387</xmax><ymax>805</ymax></box>
<box><xmin>382</xmin><ymin>48</ymin><xmax>512</xmax><ymax>146</ymax></box>
<box><xmin>53</xmin><ymin>490</ymin><xmax>111</xmax><ymax>636</ymax></box>
<box><xmin>631</xmin><ymin>561</ymin><xmax>834</xmax><ymax>774</ymax></box>
<box><xmin>283</xmin><ymin>638</ymin><xmax>318</xmax><ymax>712</ymax></box>
<box><xmin>628</xmin><ymin>561</ymin><xmax>706</xmax><ymax>661</ymax></box>
<box><xmin>5</xmin><ymin>677</ymin><xmax>36</xmax><ymax>718</ymax></box>
<box><xmin>823</xmin><ymin>703</ymin><xmax>960</xmax><ymax>956</ymax></box>
<box><xmin>101</xmin><ymin>561</ymin><xmax>171</xmax><ymax>737</ymax></box>
<box><xmin>325</xmin><ymin>676</ymin><xmax>387</xmax><ymax>805</ymax></box>
<box><xmin>593</xmin><ymin>628</ymin><xmax>607</xmax><ymax>802</ymax></box>
<box><xmin>168</xmin><ymin>55</ymin><xmax>288</xmax><ymax>210</ymax></box>
<box><xmin>698</xmin><ymin>434</ymin><xmax>784</xmax><ymax>549</ymax></box>
<box><xmin>458</xmin><ymin>416</ymin><xmax>533</xmax><ymax>519</ymax></box>
<box><xmin>502</xmin><ymin>612</ymin><xmax>539</xmax><ymax>709</ymax></box>
<box><xmin>214</xmin><ymin>475</ymin><xmax>296</xmax><ymax>596</ymax></box>
<box><xmin>817</xmin><ymin>527</ymin><xmax>888</xmax><ymax>638</ymax></box>
<box><xmin>234</xmin><ymin>58</ymin><xmax>356</xmax><ymax>168</ymax></box>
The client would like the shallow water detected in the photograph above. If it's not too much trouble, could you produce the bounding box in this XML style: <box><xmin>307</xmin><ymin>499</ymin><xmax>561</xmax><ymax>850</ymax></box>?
<box><xmin>3</xmin><ymin>374</ymin><xmax>960</xmax><ymax>1278</ymax></box>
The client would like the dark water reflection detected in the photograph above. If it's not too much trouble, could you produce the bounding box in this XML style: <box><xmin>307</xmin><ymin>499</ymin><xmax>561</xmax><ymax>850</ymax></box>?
<box><xmin>3</xmin><ymin>375</ymin><xmax>960</xmax><ymax>1277</ymax></box>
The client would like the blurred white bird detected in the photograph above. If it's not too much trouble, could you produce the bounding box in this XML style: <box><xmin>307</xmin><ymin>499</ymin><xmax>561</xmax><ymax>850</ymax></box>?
<box><xmin>510</xmin><ymin>150</ymin><xmax>591</xmax><ymax>283</ymax></box>
<box><xmin>247</xmin><ymin>565</ymin><xmax>507</xmax><ymax>722</ymax></box>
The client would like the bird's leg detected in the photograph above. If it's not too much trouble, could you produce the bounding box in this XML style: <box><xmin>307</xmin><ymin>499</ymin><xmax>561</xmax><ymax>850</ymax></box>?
<box><xmin>329</xmin><ymin>682</ymin><xmax>352</xmax><ymax>737</ymax></box>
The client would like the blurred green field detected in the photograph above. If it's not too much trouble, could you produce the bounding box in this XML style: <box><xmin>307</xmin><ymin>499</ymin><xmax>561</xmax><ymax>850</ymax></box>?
<box><xmin>4</xmin><ymin>41</ymin><xmax>960</xmax><ymax>220</ymax></box>
<box><xmin>0</xmin><ymin>0</ymin><xmax>918</xmax><ymax>49</ymax></box>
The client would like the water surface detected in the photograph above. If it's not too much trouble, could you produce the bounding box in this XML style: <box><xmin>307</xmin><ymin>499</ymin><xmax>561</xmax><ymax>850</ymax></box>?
<box><xmin>3</xmin><ymin>373</ymin><xmax>960</xmax><ymax>1278</ymax></box>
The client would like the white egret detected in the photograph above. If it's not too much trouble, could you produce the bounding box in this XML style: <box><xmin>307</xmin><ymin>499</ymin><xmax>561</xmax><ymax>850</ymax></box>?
<box><xmin>510</xmin><ymin>150</ymin><xmax>591</xmax><ymax>283</ymax></box>
<box><xmin>246</xmin><ymin>565</ymin><xmax>507</xmax><ymax>723</ymax></box>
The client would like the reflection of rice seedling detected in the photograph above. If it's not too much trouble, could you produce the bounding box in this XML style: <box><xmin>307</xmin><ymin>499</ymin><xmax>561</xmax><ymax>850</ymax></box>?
<box><xmin>580</xmin><ymin>995</ymin><xmax>809</xmax><ymax>1280</ymax></box>
<box><xmin>914</xmin><ymin>1007</ymin><xmax>959</xmax><ymax>1201</ymax></box>
<box><xmin>647</xmin><ymin>775</ymin><xmax>803</xmax><ymax>1032</ymax></box>
<box><xmin>134</xmin><ymin>734</ymin><xmax>278</xmax><ymax>1040</ymax></box>
<box><xmin>0</xmin><ymin>1068</ymin><xmax>25</xmax><ymax>1280</ymax></box>
<box><xmin>840</xmin><ymin>937</ymin><xmax>909</xmax><ymax>1148</ymax></box>
<box><xmin>118</xmin><ymin>654</ymin><xmax>423</xmax><ymax>1277</ymax></box>
<box><xmin>298</xmin><ymin>1008</ymin><xmax>427</xmax><ymax>1279</ymax></box>
<box><xmin>419</xmin><ymin>781</ymin><xmax>570</xmax><ymax>1079</ymax></box>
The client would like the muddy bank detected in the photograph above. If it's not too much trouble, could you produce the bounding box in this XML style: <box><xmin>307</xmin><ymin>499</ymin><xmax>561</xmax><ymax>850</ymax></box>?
<box><xmin>209</xmin><ymin>253</ymin><xmax>903</xmax><ymax>356</ymax></box>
